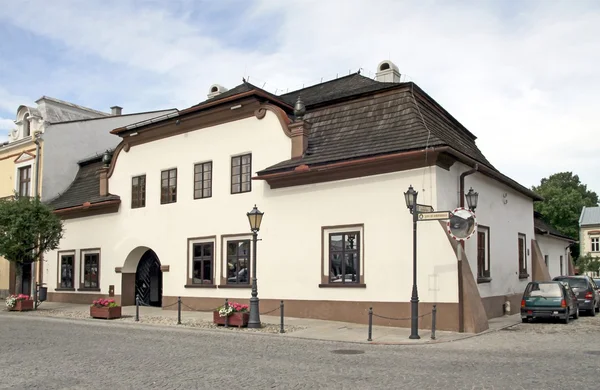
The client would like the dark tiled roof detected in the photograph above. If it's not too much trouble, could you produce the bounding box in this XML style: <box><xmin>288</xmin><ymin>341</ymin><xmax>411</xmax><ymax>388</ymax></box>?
<box><xmin>46</xmin><ymin>158</ymin><xmax>119</xmax><ymax>211</ymax></box>
<box><xmin>259</xmin><ymin>83</ymin><xmax>494</xmax><ymax>173</ymax></box>
<box><xmin>534</xmin><ymin>211</ymin><xmax>575</xmax><ymax>241</ymax></box>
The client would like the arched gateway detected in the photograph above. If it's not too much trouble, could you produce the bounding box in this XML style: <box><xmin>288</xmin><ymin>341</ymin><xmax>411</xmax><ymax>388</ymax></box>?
<box><xmin>121</xmin><ymin>246</ymin><xmax>163</xmax><ymax>307</ymax></box>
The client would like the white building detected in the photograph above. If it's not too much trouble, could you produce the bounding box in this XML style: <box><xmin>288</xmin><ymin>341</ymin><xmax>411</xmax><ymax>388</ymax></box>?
<box><xmin>533</xmin><ymin>212</ymin><xmax>575</xmax><ymax>279</ymax></box>
<box><xmin>43</xmin><ymin>60</ymin><xmax>546</xmax><ymax>333</ymax></box>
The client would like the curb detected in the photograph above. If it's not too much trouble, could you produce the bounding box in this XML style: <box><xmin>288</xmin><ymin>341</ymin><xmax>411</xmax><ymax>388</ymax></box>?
<box><xmin>0</xmin><ymin>310</ymin><xmax>521</xmax><ymax>347</ymax></box>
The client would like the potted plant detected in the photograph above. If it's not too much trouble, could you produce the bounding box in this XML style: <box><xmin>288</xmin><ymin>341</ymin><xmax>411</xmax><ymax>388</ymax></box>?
<box><xmin>5</xmin><ymin>294</ymin><xmax>34</xmax><ymax>311</ymax></box>
<box><xmin>90</xmin><ymin>298</ymin><xmax>121</xmax><ymax>319</ymax></box>
<box><xmin>213</xmin><ymin>302</ymin><xmax>250</xmax><ymax>327</ymax></box>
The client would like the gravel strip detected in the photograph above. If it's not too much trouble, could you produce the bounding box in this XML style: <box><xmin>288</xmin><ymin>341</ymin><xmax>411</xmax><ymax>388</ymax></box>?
<box><xmin>4</xmin><ymin>308</ymin><xmax>306</xmax><ymax>333</ymax></box>
<box><xmin>504</xmin><ymin>314</ymin><xmax>600</xmax><ymax>334</ymax></box>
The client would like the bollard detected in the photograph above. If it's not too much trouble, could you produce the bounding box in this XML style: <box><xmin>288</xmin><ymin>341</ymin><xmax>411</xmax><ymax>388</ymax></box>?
<box><xmin>367</xmin><ymin>307</ymin><xmax>373</xmax><ymax>341</ymax></box>
<box><xmin>224</xmin><ymin>298</ymin><xmax>229</xmax><ymax>328</ymax></box>
<box><xmin>279</xmin><ymin>300</ymin><xmax>285</xmax><ymax>334</ymax></box>
<box><xmin>431</xmin><ymin>304</ymin><xmax>437</xmax><ymax>340</ymax></box>
<box><xmin>135</xmin><ymin>294</ymin><xmax>140</xmax><ymax>322</ymax></box>
<box><xmin>177</xmin><ymin>296</ymin><xmax>182</xmax><ymax>325</ymax></box>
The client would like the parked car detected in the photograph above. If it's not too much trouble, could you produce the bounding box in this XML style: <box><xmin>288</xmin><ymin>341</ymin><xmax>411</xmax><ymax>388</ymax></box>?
<box><xmin>521</xmin><ymin>281</ymin><xmax>579</xmax><ymax>324</ymax></box>
<box><xmin>553</xmin><ymin>276</ymin><xmax>600</xmax><ymax>316</ymax></box>
<box><xmin>593</xmin><ymin>278</ymin><xmax>600</xmax><ymax>295</ymax></box>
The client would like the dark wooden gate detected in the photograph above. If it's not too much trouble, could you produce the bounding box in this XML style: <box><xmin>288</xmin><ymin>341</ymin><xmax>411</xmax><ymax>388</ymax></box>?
<box><xmin>135</xmin><ymin>250</ymin><xmax>162</xmax><ymax>307</ymax></box>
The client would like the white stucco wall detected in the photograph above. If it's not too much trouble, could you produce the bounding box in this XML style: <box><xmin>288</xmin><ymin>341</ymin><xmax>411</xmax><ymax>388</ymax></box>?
<box><xmin>41</xmin><ymin>110</ymin><xmax>176</xmax><ymax>202</ymax></box>
<box><xmin>437</xmin><ymin>163</ymin><xmax>535</xmax><ymax>299</ymax></box>
<box><xmin>44</xmin><ymin>111</ymin><xmax>460</xmax><ymax>305</ymax></box>
<box><xmin>535</xmin><ymin>234</ymin><xmax>569</xmax><ymax>278</ymax></box>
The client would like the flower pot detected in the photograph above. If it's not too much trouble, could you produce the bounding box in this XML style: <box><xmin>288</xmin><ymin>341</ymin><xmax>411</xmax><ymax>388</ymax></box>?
<box><xmin>213</xmin><ymin>311</ymin><xmax>249</xmax><ymax>328</ymax></box>
<box><xmin>90</xmin><ymin>306</ymin><xmax>122</xmax><ymax>320</ymax></box>
<box><xmin>9</xmin><ymin>299</ymin><xmax>34</xmax><ymax>311</ymax></box>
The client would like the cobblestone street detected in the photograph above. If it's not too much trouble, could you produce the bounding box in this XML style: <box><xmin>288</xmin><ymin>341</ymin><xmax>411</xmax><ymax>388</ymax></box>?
<box><xmin>1</xmin><ymin>314</ymin><xmax>599</xmax><ymax>389</ymax></box>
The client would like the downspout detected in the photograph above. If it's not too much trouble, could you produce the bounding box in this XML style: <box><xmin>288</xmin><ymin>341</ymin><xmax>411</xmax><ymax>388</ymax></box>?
<box><xmin>32</xmin><ymin>132</ymin><xmax>41</xmax><ymax>302</ymax></box>
<box><xmin>457</xmin><ymin>163</ymin><xmax>478</xmax><ymax>333</ymax></box>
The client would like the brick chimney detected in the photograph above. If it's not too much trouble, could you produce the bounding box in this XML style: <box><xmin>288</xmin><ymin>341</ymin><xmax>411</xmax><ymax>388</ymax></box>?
<box><xmin>289</xmin><ymin>97</ymin><xmax>310</xmax><ymax>159</ymax></box>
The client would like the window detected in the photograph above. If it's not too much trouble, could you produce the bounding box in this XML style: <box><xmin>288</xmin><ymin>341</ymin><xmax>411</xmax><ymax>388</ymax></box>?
<box><xmin>518</xmin><ymin>233</ymin><xmax>528</xmax><ymax>278</ymax></box>
<box><xmin>131</xmin><ymin>175</ymin><xmax>146</xmax><ymax>208</ymax></box>
<box><xmin>329</xmin><ymin>232</ymin><xmax>360</xmax><ymax>284</ymax></box>
<box><xmin>592</xmin><ymin>237</ymin><xmax>600</xmax><ymax>252</ymax></box>
<box><xmin>194</xmin><ymin>162</ymin><xmax>212</xmax><ymax>199</ymax></box>
<box><xmin>226</xmin><ymin>240</ymin><xmax>250</xmax><ymax>284</ymax></box>
<box><xmin>161</xmin><ymin>168</ymin><xmax>177</xmax><ymax>204</ymax></box>
<box><xmin>231</xmin><ymin>154</ymin><xmax>251</xmax><ymax>194</ymax></box>
<box><xmin>82</xmin><ymin>252</ymin><xmax>100</xmax><ymax>289</ymax></box>
<box><xmin>560</xmin><ymin>255</ymin><xmax>564</xmax><ymax>275</ymax></box>
<box><xmin>59</xmin><ymin>254</ymin><xmax>74</xmax><ymax>289</ymax></box>
<box><xmin>192</xmin><ymin>243</ymin><xmax>214</xmax><ymax>284</ymax></box>
<box><xmin>18</xmin><ymin>166</ymin><xmax>31</xmax><ymax>197</ymax></box>
<box><xmin>477</xmin><ymin>226</ymin><xmax>490</xmax><ymax>281</ymax></box>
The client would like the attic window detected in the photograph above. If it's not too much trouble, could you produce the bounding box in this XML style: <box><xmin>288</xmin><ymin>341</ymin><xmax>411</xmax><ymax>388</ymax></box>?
<box><xmin>211</xmin><ymin>86</ymin><xmax>219</xmax><ymax>93</ymax></box>
<box><xmin>379</xmin><ymin>63</ymin><xmax>390</xmax><ymax>71</ymax></box>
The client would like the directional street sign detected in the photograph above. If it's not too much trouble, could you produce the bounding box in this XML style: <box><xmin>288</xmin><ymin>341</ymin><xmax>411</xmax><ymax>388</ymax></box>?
<box><xmin>417</xmin><ymin>211</ymin><xmax>452</xmax><ymax>221</ymax></box>
<box><xmin>416</xmin><ymin>204</ymin><xmax>434</xmax><ymax>213</ymax></box>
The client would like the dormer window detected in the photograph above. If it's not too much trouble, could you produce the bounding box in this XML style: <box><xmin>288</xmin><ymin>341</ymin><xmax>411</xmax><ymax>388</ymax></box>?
<box><xmin>23</xmin><ymin>113</ymin><xmax>30</xmax><ymax>137</ymax></box>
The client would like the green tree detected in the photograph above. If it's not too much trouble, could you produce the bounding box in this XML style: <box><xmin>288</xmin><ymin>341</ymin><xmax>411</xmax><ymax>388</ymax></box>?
<box><xmin>0</xmin><ymin>195</ymin><xmax>64</xmax><ymax>294</ymax></box>
<box><xmin>532</xmin><ymin>172</ymin><xmax>599</xmax><ymax>259</ymax></box>
<box><xmin>577</xmin><ymin>254</ymin><xmax>600</xmax><ymax>276</ymax></box>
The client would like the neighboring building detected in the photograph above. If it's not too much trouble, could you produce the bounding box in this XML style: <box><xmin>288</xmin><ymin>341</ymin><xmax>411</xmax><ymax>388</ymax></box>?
<box><xmin>533</xmin><ymin>211</ymin><xmax>575</xmax><ymax>279</ymax></box>
<box><xmin>44</xmin><ymin>60</ymin><xmax>544</xmax><ymax>333</ymax></box>
<box><xmin>579</xmin><ymin>206</ymin><xmax>600</xmax><ymax>276</ymax></box>
<box><xmin>0</xmin><ymin>96</ymin><xmax>176</xmax><ymax>298</ymax></box>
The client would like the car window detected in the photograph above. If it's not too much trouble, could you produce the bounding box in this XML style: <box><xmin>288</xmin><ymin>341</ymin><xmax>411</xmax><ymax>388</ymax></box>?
<box><xmin>555</xmin><ymin>277</ymin><xmax>588</xmax><ymax>289</ymax></box>
<box><xmin>593</xmin><ymin>279</ymin><xmax>600</xmax><ymax>288</ymax></box>
<box><xmin>524</xmin><ymin>282</ymin><xmax>563</xmax><ymax>298</ymax></box>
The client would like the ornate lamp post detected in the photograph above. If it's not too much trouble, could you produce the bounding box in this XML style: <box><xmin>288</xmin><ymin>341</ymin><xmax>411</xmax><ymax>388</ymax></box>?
<box><xmin>404</xmin><ymin>185</ymin><xmax>420</xmax><ymax>339</ymax></box>
<box><xmin>247</xmin><ymin>204</ymin><xmax>264</xmax><ymax>328</ymax></box>
<box><xmin>465</xmin><ymin>187</ymin><xmax>479</xmax><ymax>211</ymax></box>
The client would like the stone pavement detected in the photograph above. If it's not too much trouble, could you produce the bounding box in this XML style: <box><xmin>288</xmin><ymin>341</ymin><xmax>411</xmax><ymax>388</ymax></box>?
<box><xmin>2</xmin><ymin>301</ymin><xmax>521</xmax><ymax>345</ymax></box>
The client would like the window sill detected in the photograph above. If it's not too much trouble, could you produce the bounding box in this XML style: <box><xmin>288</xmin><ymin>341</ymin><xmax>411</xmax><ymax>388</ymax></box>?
<box><xmin>185</xmin><ymin>284</ymin><xmax>217</xmax><ymax>289</ymax></box>
<box><xmin>519</xmin><ymin>273</ymin><xmax>529</xmax><ymax>280</ymax></box>
<box><xmin>319</xmin><ymin>283</ymin><xmax>366</xmax><ymax>288</ymax></box>
<box><xmin>219</xmin><ymin>284</ymin><xmax>251</xmax><ymax>289</ymax></box>
<box><xmin>77</xmin><ymin>288</ymin><xmax>101</xmax><ymax>292</ymax></box>
<box><xmin>55</xmin><ymin>288</ymin><xmax>75</xmax><ymax>292</ymax></box>
<box><xmin>477</xmin><ymin>277</ymin><xmax>492</xmax><ymax>284</ymax></box>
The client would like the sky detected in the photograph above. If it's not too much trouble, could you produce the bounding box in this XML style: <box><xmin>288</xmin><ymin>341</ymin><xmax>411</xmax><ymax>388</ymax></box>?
<box><xmin>0</xmin><ymin>0</ymin><xmax>599</xmax><ymax>194</ymax></box>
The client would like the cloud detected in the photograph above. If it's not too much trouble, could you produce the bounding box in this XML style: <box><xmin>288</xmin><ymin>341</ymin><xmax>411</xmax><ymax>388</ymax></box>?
<box><xmin>0</xmin><ymin>0</ymin><xmax>598</xmax><ymax>193</ymax></box>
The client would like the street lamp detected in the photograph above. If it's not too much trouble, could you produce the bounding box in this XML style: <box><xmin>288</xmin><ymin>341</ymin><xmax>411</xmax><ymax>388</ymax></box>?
<box><xmin>465</xmin><ymin>187</ymin><xmax>479</xmax><ymax>212</ymax></box>
<box><xmin>246</xmin><ymin>204</ymin><xmax>264</xmax><ymax>328</ymax></box>
<box><xmin>403</xmin><ymin>184</ymin><xmax>420</xmax><ymax>340</ymax></box>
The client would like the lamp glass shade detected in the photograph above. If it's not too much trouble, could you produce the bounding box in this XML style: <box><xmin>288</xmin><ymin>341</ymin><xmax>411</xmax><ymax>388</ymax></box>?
<box><xmin>247</xmin><ymin>205</ymin><xmax>264</xmax><ymax>231</ymax></box>
<box><xmin>465</xmin><ymin>187</ymin><xmax>479</xmax><ymax>210</ymax></box>
<box><xmin>403</xmin><ymin>185</ymin><xmax>418</xmax><ymax>209</ymax></box>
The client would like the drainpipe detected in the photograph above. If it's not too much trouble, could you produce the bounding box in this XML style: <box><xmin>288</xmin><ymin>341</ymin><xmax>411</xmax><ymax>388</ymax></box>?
<box><xmin>32</xmin><ymin>132</ymin><xmax>41</xmax><ymax>302</ymax></box>
<box><xmin>457</xmin><ymin>163</ymin><xmax>478</xmax><ymax>333</ymax></box>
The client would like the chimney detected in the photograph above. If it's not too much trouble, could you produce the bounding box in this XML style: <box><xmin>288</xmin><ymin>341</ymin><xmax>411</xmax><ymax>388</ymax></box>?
<box><xmin>111</xmin><ymin>106</ymin><xmax>122</xmax><ymax>116</ymax></box>
<box><xmin>207</xmin><ymin>84</ymin><xmax>228</xmax><ymax>99</ymax></box>
<box><xmin>288</xmin><ymin>97</ymin><xmax>310</xmax><ymax>159</ymax></box>
<box><xmin>375</xmin><ymin>60</ymin><xmax>401</xmax><ymax>83</ymax></box>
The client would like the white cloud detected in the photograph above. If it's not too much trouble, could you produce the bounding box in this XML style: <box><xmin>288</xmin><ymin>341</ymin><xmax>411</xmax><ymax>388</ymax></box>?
<box><xmin>0</xmin><ymin>0</ymin><xmax>599</xmax><ymax>193</ymax></box>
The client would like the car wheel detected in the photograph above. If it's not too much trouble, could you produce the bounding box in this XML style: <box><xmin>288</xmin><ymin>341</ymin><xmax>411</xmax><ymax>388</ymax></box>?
<box><xmin>521</xmin><ymin>318</ymin><xmax>528</xmax><ymax>323</ymax></box>
<box><xmin>574</xmin><ymin>306</ymin><xmax>579</xmax><ymax>319</ymax></box>
<box><xmin>563</xmin><ymin>312</ymin><xmax>570</xmax><ymax>324</ymax></box>
<box><xmin>591</xmin><ymin>306</ymin><xmax>597</xmax><ymax>317</ymax></box>
<box><xmin>596</xmin><ymin>302</ymin><xmax>599</xmax><ymax>313</ymax></box>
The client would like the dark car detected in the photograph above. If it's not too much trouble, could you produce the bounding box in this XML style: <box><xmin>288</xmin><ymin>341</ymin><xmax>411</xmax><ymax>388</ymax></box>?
<box><xmin>521</xmin><ymin>281</ymin><xmax>578</xmax><ymax>324</ymax></box>
<box><xmin>593</xmin><ymin>278</ymin><xmax>600</xmax><ymax>295</ymax></box>
<box><xmin>553</xmin><ymin>275</ymin><xmax>600</xmax><ymax>316</ymax></box>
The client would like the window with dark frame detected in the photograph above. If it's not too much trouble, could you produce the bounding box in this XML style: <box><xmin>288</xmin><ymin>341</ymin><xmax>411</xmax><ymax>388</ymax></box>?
<box><xmin>192</xmin><ymin>242</ymin><xmax>214</xmax><ymax>284</ymax></box>
<box><xmin>82</xmin><ymin>253</ymin><xmax>99</xmax><ymax>289</ymax></box>
<box><xmin>226</xmin><ymin>240</ymin><xmax>250</xmax><ymax>284</ymax></box>
<box><xmin>329</xmin><ymin>232</ymin><xmax>360</xmax><ymax>284</ymax></box>
<box><xmin>560</xmin><ymin>255</ymin><xmax>564</xmax><ymax>275</ymax></box>
<box><xmin>477</xmin><ymin>227</ymin><xmax>490</xmax><ymax>280</ymax></box>
<box><xmin>161</xmin><ymin>168</ymin><xmax>177</xmax><ymax>204</ymax></box>
<box><xmin>518</xmin><ymin>233</ymin><xmax>528</xmax><ymax>277</ymax></box>
<box><xmin>131</xmin><ymin>175</ymin><xmax>146</xmax><ymax>208</ymax></box>
<box><xmin>18</xmin><ymin>166</ymin><xmax>31</xmax><ymax>197</ymax></box>
<box><xmin>592</xmin><ymin>237</ymin><xmax>600</xmax><ymax>252</ymax></box>
<box><xmin>231</xmin><ymin>154</ymin><xmax>251</xmax><ymax>194</ymax></box>
<box><xmin>194</xmin><ymin>162</ymin><xmax>212</xmax><ymax>199</ymax></box>
<box><xmin>59</xmin><ymin>254</ymin><xmax>74</xmax><ymax>289</ymax></box>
